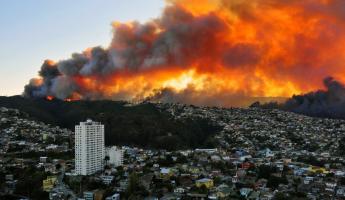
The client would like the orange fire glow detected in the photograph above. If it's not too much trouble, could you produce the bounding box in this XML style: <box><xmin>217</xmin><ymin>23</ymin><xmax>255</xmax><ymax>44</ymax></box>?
<box><xmin>46</xmin><ymin>96</ymin><xmax>54</xmax><ymax>101</ymax></box>
<box><xmin>27</xmin><ymin>0</ymin><xmax>345</xmax><ymax>107</ymax></box>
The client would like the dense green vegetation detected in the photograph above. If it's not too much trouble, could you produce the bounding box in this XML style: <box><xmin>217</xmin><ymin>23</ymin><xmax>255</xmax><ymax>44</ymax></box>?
<box><xmin>1</xmin><ymin>166</ymin><xmax>49</xmax><ymax>200</ymax></box>
<box><xmin>339</xmin><ymin>136</ymin><xmax>345</xmax><ymax>156</ymax></box>
<box><xmin>5</xmin><ymin>151</ymin><xmax>74</xmax><ymax>160</ymax></box>
<box><xmin>0</xmin><ymin>96</ymin><xmax>221</xmax><ymax>150</ymax></box>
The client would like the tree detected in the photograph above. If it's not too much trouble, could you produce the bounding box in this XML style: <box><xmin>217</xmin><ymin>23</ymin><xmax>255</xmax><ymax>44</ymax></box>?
<box><xmin>14</xmin><ymin>166</ymin><xmax>49</xmax><ymax>199</ymax></box>
<box><xmin>104</xmin><ymin>155</ymin><xmax>110</xmax><ymax>165</ymax></box>
<box><xmin>267</xmin><ymin>176</ymin><xmax>288</xmax><ymax>189</ymax></box>
<box><xmin>257</xmin><ymin>165</ymin><xmax>277</xmax><ymax>179</ymax></box>
<box><xmin>340</xmin><ymin>177</ymin><xmax>345</xmax><ymax>185</ymax></box>
<box><xmin>282</xmin><ymin>165</ymin><xmax>290</xmax><ymax>175</ymax></box>
<box><xmin>115</xmin><ymin>166</ymin><xmax>125</xmax><ymax>177</ymax></box>
<box><xmin>126</xmin><ymin>172</ymin><xmax>148</xmax><ymax>198</ymax></box>
<box><xmin>214</xmin><ymin>176</ymin><xmax>222</xmax><ymax>185</ymax></box>
<box><xmin>274</xmin><ymin>192</ymin><xmax>289</xmax><ymax>200</ymax></box>
<box><xmin>86</xmin><ymin>179</ymin><xmax>107</xmax><ymax>190</ymax></box>
<box><xmin>158</xmin><ymin>155</ymin><xmax>174</xmax><ymax>167</ymax></box>
<box><xmin>176</xmin><ymin>154</ymin><xmax>188</xmax><ymax>163</ymax></box>
<box><xmin>296</xmin><ymin>155</ymin><xmax>324</xmax><ymax>167</ymax></box>
<box><xmin>127</xmin><ymin>172</ymin><xmax>140</xmax><ymax>193</ymax></box>
<box><xmin>292</xmin><ymin>177</ymin><xmax>301</xmax><ymax>192</ymax></box>
<box><xmin>55</xmin><ymin>163</ymin><xmax>62</xmax><ymax>171</ymax></box>
<box><xmin>339</xmin><ymin>136</ymin><xmax>345</xmax><ymax>155</ymax></box>
<box><xmin>198</xmin><ymin>184</ymin><xmax>208</xmax><ymax>194</ymax></box>
<box><xmin>64</xmin><ymin>176</ymin><xmax>82</xmax><ymax>194</ymax></box>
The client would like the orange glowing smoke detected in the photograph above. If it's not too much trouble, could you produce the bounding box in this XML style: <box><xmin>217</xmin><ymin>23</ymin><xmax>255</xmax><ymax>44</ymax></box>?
<box><xmin>24</xmin><ymin>0</ymin><xmax>345</xmax><ymax>107</ymax></box>
<box><xmin>46</xmin><ymin>96</ymin><xmax>54</xmax><ymax>101</ymax></box>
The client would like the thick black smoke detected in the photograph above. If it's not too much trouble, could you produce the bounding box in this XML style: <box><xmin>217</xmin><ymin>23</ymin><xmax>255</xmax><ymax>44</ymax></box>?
<box><xmin>252</xmin><ymin>77</ymin><xmax>345</xmax><ymax>119</ymax></box>
<box><xmin>23</xmin><ymin>4</ymin><xmax>227</xmax><ymax>100</ymax></box>
<box><xmin>23</xmin><ymin>47</ymin><xmax>114</xmax><ymax>99</ymax></box>
<box><xmin>23</xmin><ymin>0</ymin><xmax>345</xmax><ymax>108</ymax></box>
<box><xmin>23</xmin><ymin>60</ymin><xmax>60</xmax><ymax>98</ymax></box>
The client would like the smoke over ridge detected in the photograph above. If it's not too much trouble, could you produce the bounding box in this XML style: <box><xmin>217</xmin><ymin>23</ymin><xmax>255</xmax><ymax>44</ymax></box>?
<box><xmin>251</xmin><ymin>77</ymin><xmax>345</xmax><ymax>119</ymax></box>
<box><xmin>24</xmin><ymin>0</ymin><xmax>345</xmax><ymax>107</ymax></box>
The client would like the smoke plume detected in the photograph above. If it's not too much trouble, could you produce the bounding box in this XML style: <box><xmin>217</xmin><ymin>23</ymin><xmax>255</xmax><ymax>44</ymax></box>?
<box><xmin>24</xmin><ymin>0</ymin><xmax>345</xmax><ymax>107</ymax></box>
<box><xmin>285</xmin><ymin>77</ymin><xmax>345</xmax><ymax>118</ymax></box>
<box><xmin>252</xmin><ymin>77</ymin><xmax>345</xmax><ymax>119</ymax></box>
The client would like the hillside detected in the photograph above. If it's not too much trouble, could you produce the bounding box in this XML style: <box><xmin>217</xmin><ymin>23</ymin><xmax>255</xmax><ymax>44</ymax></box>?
<box><xmin>158</xmin><ymin>103</ymin><xmax>345</xmax><ymax>156</ymax></box>
<box><xmin>1</xmin><ymin>96</ymin><xmax>345</xmax><ymax>154</ymax></box>
<box><xmin>0</xmin><ymin>96</ymin><xmax>221</xmax><ymax>150</ymax></box>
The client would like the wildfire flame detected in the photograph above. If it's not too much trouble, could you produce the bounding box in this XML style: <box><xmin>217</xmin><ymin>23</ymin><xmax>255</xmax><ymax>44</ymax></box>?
<box><xmin>24</xmin><ymin>0</ymin><xmax>345</xmax><ymax>107</ymax></box>
<box><xmin>46</xmin><ymin>96</ymin><xmax>54</xmax><ymax>101</ymax></box>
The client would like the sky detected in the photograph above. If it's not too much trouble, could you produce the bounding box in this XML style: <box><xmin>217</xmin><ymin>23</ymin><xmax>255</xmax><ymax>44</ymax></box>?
<box><xmin>0</xmin><ymin>0</ymin><xmax>165</xmax><ymax>96</ymax></box>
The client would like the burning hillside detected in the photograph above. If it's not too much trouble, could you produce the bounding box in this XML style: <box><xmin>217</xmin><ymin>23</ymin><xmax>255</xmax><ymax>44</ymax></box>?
<box><xmin>24</xmin><ymin>0</ymin><xmax>345</xmax><ymax>107</ymax></box>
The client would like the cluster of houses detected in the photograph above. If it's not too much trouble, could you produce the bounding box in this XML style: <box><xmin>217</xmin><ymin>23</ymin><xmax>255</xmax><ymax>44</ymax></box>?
<box><xmin>158</xmin><ymin>103</ymin><xmax>345</xmax><ymax>156</ymax></box>
<box><xmin>43</xmin><ymin>144</ymin><xmax>345</xmax><ymax>199</ymax></box>
<box><xmin>0</xmin><ymin>107</ymin><xmax>73</xmax><ymax>198</ymax></box>
<box><xmin>0</xmin><ymin>107</ymin><xmax>72</xmax><ymax>155</ymax></box>
<box><xmin>87</xmin><ymin>145</ymin><xmax>345</xmax><ymax>199</ymax></box>
<box><xmin>1</xmin><ymin>104</ymin><xmax>345</xmax><ymax>199</ymax></box>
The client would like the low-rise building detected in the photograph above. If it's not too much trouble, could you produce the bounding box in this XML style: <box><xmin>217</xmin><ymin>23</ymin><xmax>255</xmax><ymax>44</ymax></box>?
<box><xmin>196</xmin><ymin>178</ymin><xmax>214</xmax><ymax>189</ymax></box>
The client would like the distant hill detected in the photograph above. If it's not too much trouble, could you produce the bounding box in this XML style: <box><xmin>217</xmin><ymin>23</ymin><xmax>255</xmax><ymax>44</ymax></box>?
<box><xmin>0</xmin><ymin>96</ymin><xmax>221</xmax><ymax>150</ymax></box>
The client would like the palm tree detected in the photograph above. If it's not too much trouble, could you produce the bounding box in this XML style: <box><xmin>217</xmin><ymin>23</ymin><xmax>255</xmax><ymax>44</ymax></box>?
<box><xmin>104</xmin><ymin>155</ymin><xmax>110</xmax><ymax>166</ymax></box>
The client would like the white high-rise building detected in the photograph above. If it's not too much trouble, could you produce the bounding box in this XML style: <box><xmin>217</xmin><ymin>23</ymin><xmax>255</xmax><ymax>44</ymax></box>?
<box><xmin>105</xmin><ymin>146</ymin><xmax>124</xmax><ymax>167</ymax></box>
<box><xmin>75</xmin><ymin>119</ymin><xmax>105</xmax><ymax>175</ymax></box>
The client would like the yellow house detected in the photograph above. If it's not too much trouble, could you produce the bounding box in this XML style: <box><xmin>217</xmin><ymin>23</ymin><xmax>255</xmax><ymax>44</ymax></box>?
<box><xmin>43</xmin><ymin>176</ymin><xmax>57</xmax><ymax>192</ymax></box>
<box><xmin>196</xmin><ymin>178</ymin><xmax>214</xmax><ymax>189</ymax></box>
<box><xmin>308</xmin><ymin>166</ymin><xmax>329</xmax><ymax>174</ymax></box>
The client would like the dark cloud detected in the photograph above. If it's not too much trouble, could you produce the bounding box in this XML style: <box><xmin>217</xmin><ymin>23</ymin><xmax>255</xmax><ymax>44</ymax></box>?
<box><xmin>39</xmin><ymin>60</ymin><xmax>60</xmax><ymax>79</ymax></box>
<box><xmin>23</xmin><ymin>5</ymin><xmax>227</xmax><ymax>100</ymax></box>
<box><xmin>80</xmin><ymin>47</ymin><xmax>113</xmax><ymax>76</ymax></box>
<box><xmin>57</xmin><ymin>53</ymin><xmax>88</xmax><ymax>76</ymax></box>
<box><xmin>254</xmin><ymin>77</ymin><xmax>345</xmax><ymax>119</ymax></box>
<box><xmin>23</xmin><ymin>78</ymin><xmax>46</xmax><ymax>98</ymax></box>
<box><xmin>22</xmin><ymin>0</ymin><xmax>345</xmax><ymax>110</ymax></box>
<box><xmin>50</xmin><ymin>76</ymin><xmax>78</xmax><ymax>100</ymax></box>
